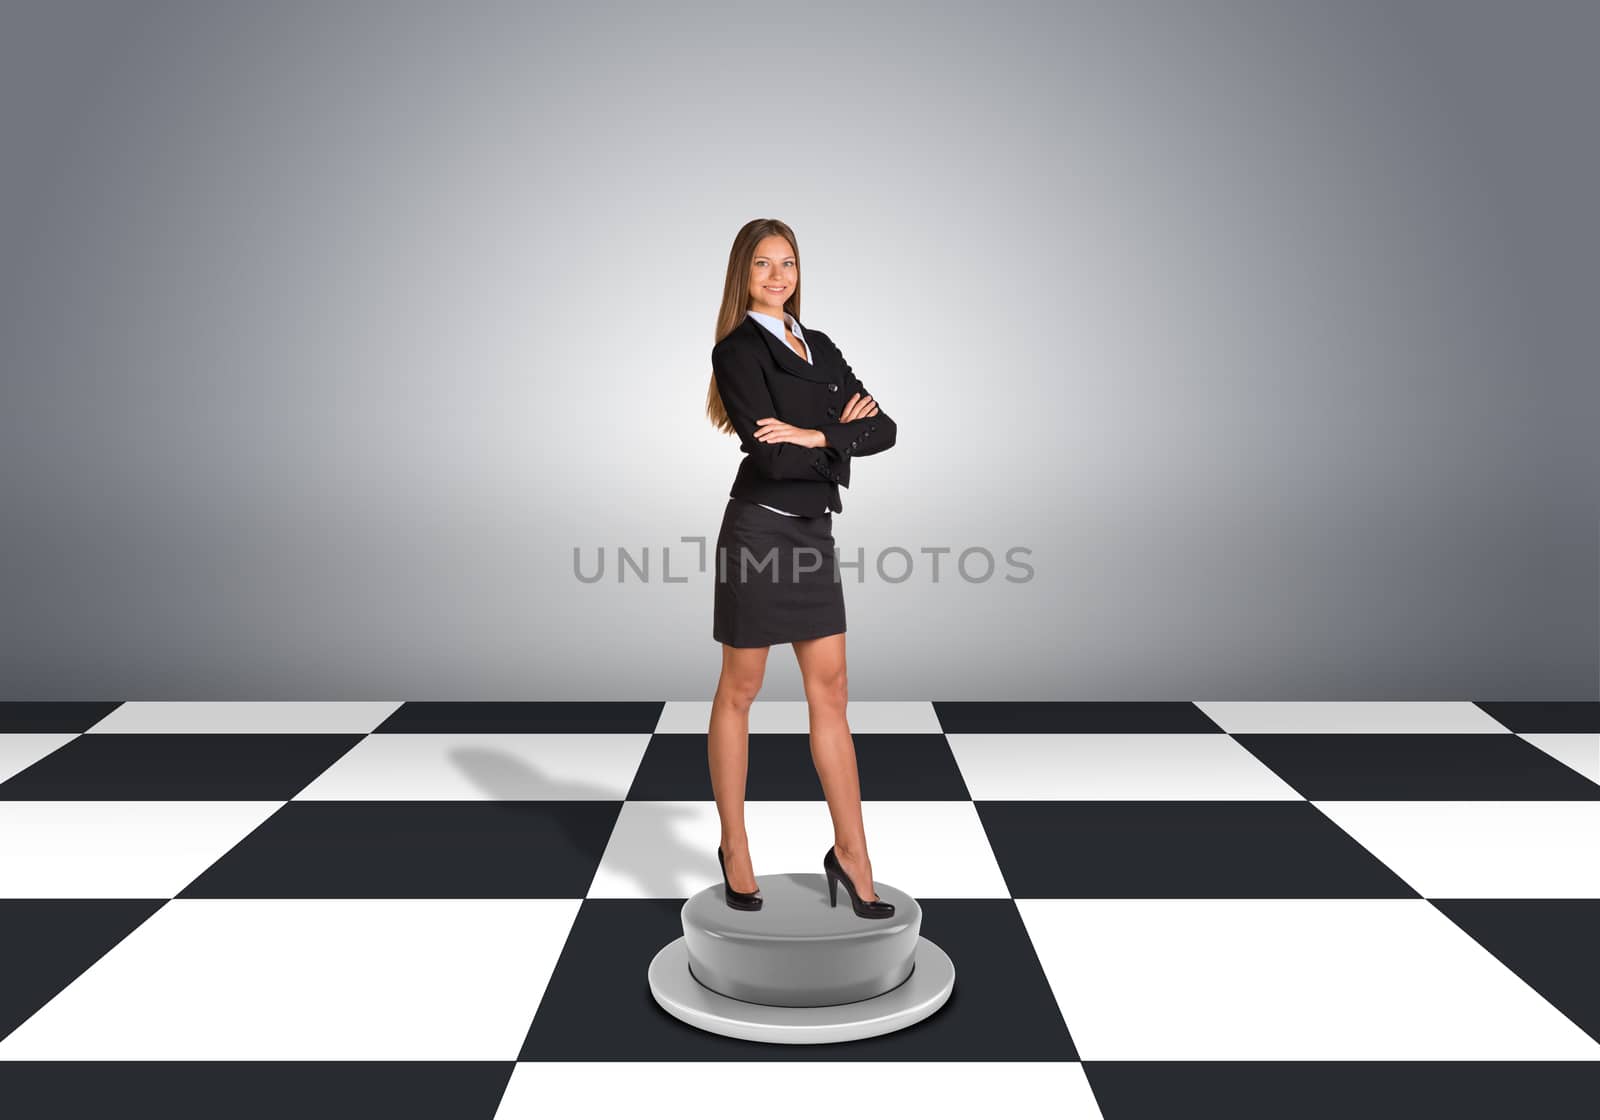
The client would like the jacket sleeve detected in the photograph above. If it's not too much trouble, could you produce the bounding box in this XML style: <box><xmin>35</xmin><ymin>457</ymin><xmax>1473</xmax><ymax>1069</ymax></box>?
<box><xmin>713</xmin><ymin>340</ymin><xmax>845</xmax><ymax>483</ymax></box>
<box><xmin>815</xmin><ymin>336</ymin><xmax>897</xmax><ymax>459</ymax></box>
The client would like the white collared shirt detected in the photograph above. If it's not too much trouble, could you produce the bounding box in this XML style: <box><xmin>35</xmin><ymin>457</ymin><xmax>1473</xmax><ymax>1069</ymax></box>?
<box><xmin>746</xmin><ymin>307</ymin><xmax>811</xmax><ymax>364</ymax></box>
<box><xmin>743</xmin><ymin>308</ymin><xmax>812</xmax><ymax>517</ymax></box>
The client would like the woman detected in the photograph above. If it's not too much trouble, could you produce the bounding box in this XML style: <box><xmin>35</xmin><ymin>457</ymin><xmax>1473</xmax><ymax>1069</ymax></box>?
<box><xmin>703</xmin><ymin>218</ymin><xmax>898</xmax><ymax>919</ymax></box>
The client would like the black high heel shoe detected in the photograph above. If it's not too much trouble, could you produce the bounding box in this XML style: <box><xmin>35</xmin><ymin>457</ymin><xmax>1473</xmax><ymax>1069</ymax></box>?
<box><xmin>718</xmin><ymin>844</ymin><xmax>763</xmax><ymax>911</ymax></box>
<box><xmin>824</xmin><ymin>845</ymin><xmax>895</xmax><ymax>919</ymax></box>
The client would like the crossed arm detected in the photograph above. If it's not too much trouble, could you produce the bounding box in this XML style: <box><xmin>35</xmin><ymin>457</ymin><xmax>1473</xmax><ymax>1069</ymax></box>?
<box><xmin>712</xmin><ymin>342</ymin><xmax>846</xmax><ymax>482</ymax></box>
<box><xmin>712</xmin><ymin>338</ymin><xmax>898</xmax><ymax>480</ymax></box>
<box><xmin>811</xmin><ymin>330</ymin><xmax>896</xmax><ymax>458</ymax></box>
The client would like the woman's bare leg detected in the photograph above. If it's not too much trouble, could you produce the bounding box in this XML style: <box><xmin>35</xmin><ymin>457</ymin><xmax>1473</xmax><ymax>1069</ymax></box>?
<box><xmin>708</xmin><ymin>643</ymin><xmax>770</xmax><ymax>894</ymax></box>
<box><xmin>793</xmin><ymin>632</ymin><xmax>878</xmax><ymax>901</ymax></box>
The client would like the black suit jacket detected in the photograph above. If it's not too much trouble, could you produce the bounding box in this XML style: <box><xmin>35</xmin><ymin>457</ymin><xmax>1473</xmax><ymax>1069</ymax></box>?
<box><xmin>711</xmin><ymin>314</ymin><xmax>897</xmax><ymax>515</ymax></box>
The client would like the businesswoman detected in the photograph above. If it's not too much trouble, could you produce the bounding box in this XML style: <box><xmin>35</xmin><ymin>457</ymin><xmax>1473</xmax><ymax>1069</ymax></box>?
<box><xmin>703</xmin><ymin>218</ymin><xmax>899</xmax><ymax>920</ymax></box>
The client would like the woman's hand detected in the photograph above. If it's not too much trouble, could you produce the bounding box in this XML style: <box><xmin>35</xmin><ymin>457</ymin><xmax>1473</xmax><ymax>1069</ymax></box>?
<box><xmin>840</xmin><ymin>391</ymin><xmax>879</xmax><ymax>422</ymax></box>
<box><xmin>753</xmin><ymin>394</ymin><xmax>880</xmax><ymax>449</ymax></box>
<box><xmin>753</xmin><ymin>418</ymin><xmax>827</xmax><ymax>449</ymax></box>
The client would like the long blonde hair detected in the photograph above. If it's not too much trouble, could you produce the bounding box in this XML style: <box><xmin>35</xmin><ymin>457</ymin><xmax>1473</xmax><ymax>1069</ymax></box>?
<box><xmin>705</xmin><ymin>218</ymin><xmax>802</xmax><ymax>435</ymax></box>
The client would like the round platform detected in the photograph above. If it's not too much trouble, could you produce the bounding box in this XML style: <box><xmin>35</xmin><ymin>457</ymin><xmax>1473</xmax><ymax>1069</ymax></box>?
<box><xmin>648</xmin><ymin>870</ymin><xmax>955</xmax><ymax>1043</ymax></box>
<box><xmin>682</xmin><ymin>870</ymin><xmax>922</xmax><ymax>1006</ymax></box>
<box><xmin>649</xmin><ymin>934</ymin><xmax>954</xmax><ymax>1044</ymax></box>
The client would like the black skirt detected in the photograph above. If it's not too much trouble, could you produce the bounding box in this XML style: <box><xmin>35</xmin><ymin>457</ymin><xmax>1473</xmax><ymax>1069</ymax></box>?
<box><xmin>712</xmin><ymin>497</ymin><xmax>846</xmax><ymax>648</ymax></box>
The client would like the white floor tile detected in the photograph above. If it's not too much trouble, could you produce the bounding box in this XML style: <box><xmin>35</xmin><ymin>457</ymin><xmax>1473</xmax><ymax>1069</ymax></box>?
<box><xmin>88</xmin><ymin>701</ymin><xmax>403</xmax><ymax>734</ymax></box>
<box><xmin>0</xmin><ymin>897</ymin><xmax>576</xmax><ymax>1060</ymax></box>
<box><xmin>588</xmin><ymin>801</ymin><xmax>1009</xmax><ymax>899</ymax></box>
<box><xmin>1196</xmin><ymin>702</ymin><xmax>1505</xmax><ymax>735</ymax></box>
<box><xmin>1313</xmin><ymin>800</ymin><xmax>1600</xmax><ymax>898</ymax></box>
<box><xmin>655</xmin><ymin>700</ymin><xmax>941</xmax><ymax>735</ymax></box>
<box><xmin>0</xmin><ymin>800</ymin><xmax>286</xmax><ymax>898</ymax></box>
<box><xmin>1520</xmin><ymin>733</ymin><xmax>1600</xmax><ymax>785</ymax></box>
<box><xmin>1019</xmin><ymin>896</ymin><xmax>1600</xmax><ymax>1060</ymax></box>
<box><xmin>495</xmin><ymin>1060</ymin><xmax>1103</xmax><ymax>1118</ymax></box>
<box><xmin>292</xmin><ymin>733</ymin><xmax>651</xmax><ymax>800</ymax></box>
<box><xmin>946</xmin><ymin>733</ymin><xmax>1303</xmax><ymax>800</ymax></box>
<box><xmin>0</xmin><ymin>733</ymin><xmax>78</xmax><ymax>783</ymax></box>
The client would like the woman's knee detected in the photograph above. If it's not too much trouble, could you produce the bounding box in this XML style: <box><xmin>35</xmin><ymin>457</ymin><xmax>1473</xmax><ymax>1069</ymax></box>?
<box><xmin>718</xmin><ymin>683</ymin><xmax>762</xmax><ymax>712</ymax></box>
<box><xmin>715</xmin><ymin>669</ymin><xmax>765</xmax><ymax>711</ymax></box>
<box><xmin>804</xmin><ymin>666</ymin><xmax>848</xmax><ymax>712</ymax></box>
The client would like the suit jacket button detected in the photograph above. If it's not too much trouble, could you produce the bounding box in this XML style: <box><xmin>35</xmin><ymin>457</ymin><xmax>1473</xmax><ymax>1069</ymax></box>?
<box><xmin>828</xmin><ymin>383</ymin><xmax>838</xmax><ymax>392</ymax></box>
<box><xmin>827</xmin><ymin>407</ymin><xmax>838</xmax><ymax>418</ymax></box>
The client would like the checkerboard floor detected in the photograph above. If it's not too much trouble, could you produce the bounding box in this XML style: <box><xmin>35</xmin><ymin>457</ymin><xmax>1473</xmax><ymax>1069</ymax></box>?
<box><xmin>1</xmin><ymin>700</ymin><xmax>1597</xmax><ymax>1118</ymax></box>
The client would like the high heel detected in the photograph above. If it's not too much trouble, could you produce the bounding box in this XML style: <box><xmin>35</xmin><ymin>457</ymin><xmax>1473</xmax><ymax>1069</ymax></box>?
<box><xmin>718</xmin><ymin>844</ymin><xmax>763</xmax><ymax>911</ymax></box>
<box><xmin>823</xmin><ymin>845</ymin><xmax>895</xmax><ymax>919</ymax></box>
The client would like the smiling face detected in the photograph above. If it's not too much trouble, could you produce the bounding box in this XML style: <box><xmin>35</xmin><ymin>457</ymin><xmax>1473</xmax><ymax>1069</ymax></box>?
<box><xmin>747</xmin><ymin>234</ymin><xmax>797</xmax><ymax>319</ymax></box>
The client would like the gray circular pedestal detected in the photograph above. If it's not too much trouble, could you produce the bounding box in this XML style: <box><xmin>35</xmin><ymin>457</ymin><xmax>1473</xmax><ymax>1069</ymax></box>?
<box><xmin>648</xmin><ymin>870</ymin><xmax>955</xmax><ymax>1044</ymax></box>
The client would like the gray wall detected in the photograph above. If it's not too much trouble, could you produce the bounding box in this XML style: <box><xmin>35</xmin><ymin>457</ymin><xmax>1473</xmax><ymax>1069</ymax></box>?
<box><xmin>2</xmin><ymin>0</ymin><xmax>1595</xmax><ymax>700</ymax></box>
